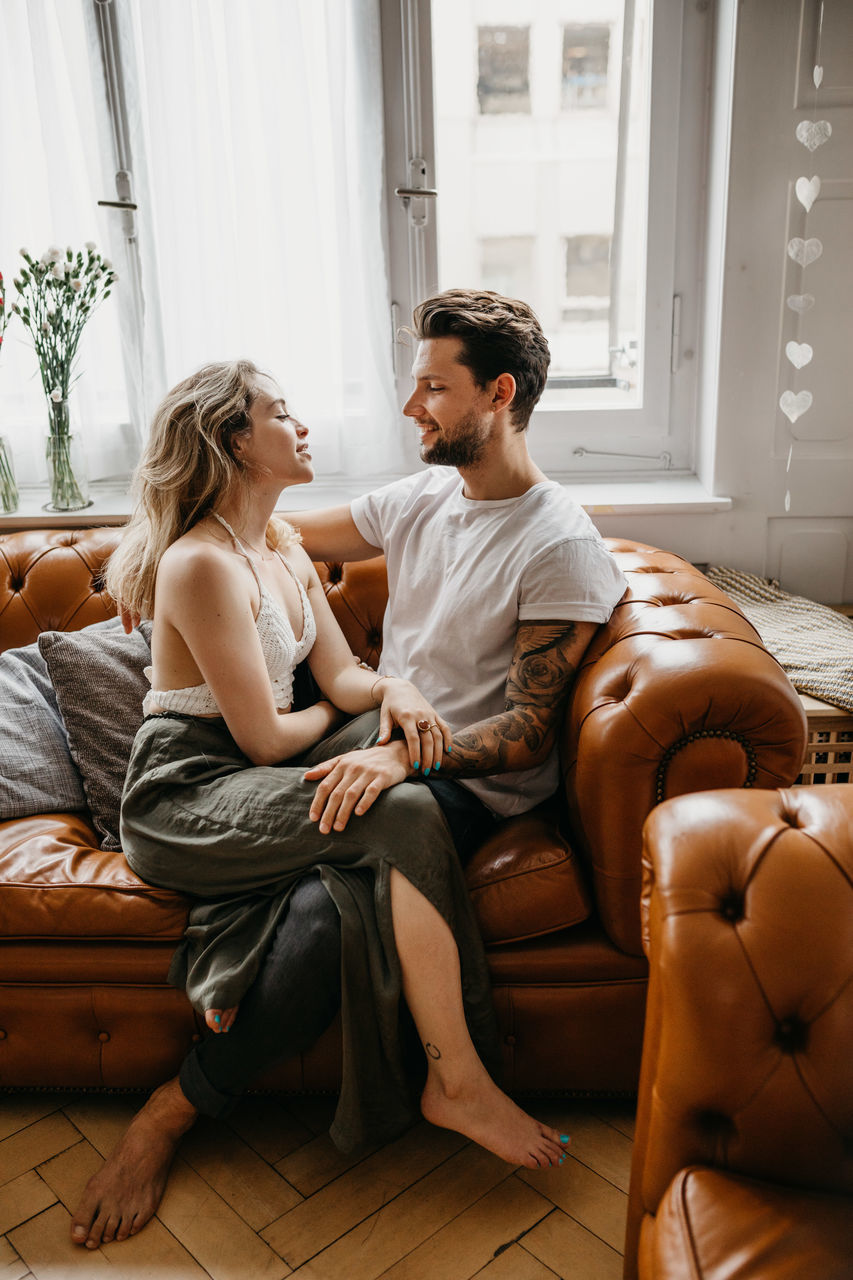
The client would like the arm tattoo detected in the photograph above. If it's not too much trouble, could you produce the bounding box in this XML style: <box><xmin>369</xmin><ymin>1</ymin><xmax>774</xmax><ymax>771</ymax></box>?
<box><xmin>442</xmin><ymin>619</ymin><xmax>589</xmax><ymax>778</ymax></box>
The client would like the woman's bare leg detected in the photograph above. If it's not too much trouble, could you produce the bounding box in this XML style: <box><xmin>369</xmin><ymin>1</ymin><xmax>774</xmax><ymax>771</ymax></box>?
<box><xmin>390</xmin><ymin>868</ymin><xmax>569</xmax><ymax>1169</ymax></box>
<box><xmin>70</xmin><ymin>1078</ymin><xmax>197</xmax><ymax>1248</ymax></box>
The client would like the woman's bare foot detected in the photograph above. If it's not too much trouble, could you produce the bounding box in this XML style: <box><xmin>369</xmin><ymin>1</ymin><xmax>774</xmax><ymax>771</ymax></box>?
<box><xmin>421</xmin><ymin>1068</ymin><xmax>569</xmax><ymax>1170</ymax></box>
<box><xmin>204</xmin><ymin>1005</ymin><xmax>238</xmax><ymax>1033</ymax></box>
<box><xmin>70</xmin><ymin>1078</ymin><xmax>197</xmax><ymax>1249</ymax></box>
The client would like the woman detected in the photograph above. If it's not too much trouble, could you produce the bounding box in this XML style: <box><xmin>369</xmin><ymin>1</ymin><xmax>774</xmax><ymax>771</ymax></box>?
<box><xmin>71</xmin><ymin>360</ymin><xmax>568</xmax><ymax>1251</ymax></box>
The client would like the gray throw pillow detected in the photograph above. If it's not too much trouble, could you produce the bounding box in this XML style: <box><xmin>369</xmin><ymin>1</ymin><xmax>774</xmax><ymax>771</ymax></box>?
<box><xmin>0</xmin><ymin>640</ymin><xmax>88</xmax><ymax>819</ymax></box>
<box><xmin>38</xmin><ymin>621</ymin><xmax>152</xmax><ymax>850</ymax></box>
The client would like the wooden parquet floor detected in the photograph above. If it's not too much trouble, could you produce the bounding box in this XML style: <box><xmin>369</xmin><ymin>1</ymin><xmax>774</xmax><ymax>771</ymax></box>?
<box><xmin>0</xmin><ymin>1090</ymin><xmax>634</xmax><ymax>1279</ymax></box>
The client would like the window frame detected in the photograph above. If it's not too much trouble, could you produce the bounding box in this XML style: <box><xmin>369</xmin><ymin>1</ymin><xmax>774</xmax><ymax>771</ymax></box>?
<box><xmin>380</xmin><ymin>0</ymin><xmax>712</xmax><ymax>480</ymax></box>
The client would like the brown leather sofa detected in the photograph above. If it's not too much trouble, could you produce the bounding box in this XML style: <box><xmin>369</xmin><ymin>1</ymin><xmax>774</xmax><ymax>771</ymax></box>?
<box><xmin>625</xmin><ymin>785</ymin><xmax>853</xmax><ymax>1280</ymax></box>
<box><xmin>0</xmin><ymin>527</ymin><xmax>807</xmax><ymax>1097</ymax></box>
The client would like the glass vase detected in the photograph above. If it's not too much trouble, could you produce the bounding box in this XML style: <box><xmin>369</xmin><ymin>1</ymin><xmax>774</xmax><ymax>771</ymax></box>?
<box><xmin>0</xmin><ymin>435</ymin><xmax>18</xmax><ymax>513</ymax></box>
<box><xmin>44</xmin><ymin>399</ymin><xmax>91</xmax><ymax>511</ymax></box>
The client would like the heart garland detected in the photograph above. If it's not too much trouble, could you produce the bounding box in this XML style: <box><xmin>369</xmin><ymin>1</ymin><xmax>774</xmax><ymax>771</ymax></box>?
<box><xmin>781</xmin><ymin>32</ymin><xmax>836</xmax><ymax>511</ymax></box>
<box><xmin>787</xmin><ymin>236</ymin><xmax>823</xmax><ymax>266</ymax></box>
<box><xmin>795</xmin><ymin>175</ymin><xmax>820</xmax><ymax>211</ymax></box>
<box><xmin>795</xmin><ymin>119</ymin><xmax>832</xmax><ymax>151</ymax></box>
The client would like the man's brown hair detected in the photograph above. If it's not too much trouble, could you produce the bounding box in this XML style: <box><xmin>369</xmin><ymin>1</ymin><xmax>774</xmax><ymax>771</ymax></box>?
<box><xmin>412</xmin><ymin>288</ymin><xmax>550</xmax><ymax>429</ymax></box>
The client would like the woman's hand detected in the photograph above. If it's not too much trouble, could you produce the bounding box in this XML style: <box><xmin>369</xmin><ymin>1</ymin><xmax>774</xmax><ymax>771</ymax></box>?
<box><xmin>374</xmin><ymin>677</ymin><xmax>453</xmax><ymax>774</ymax></box>
<box><xmin>304</xmin><ymin>739</ymin><xmax>411</xmax><ymax>833</ymax></box>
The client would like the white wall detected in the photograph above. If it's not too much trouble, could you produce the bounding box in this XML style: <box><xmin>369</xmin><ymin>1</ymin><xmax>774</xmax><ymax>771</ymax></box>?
<box><xmin>591</xmin><ymin>0</ymin><xmax>853</xmax><ymax>604</ymax></box>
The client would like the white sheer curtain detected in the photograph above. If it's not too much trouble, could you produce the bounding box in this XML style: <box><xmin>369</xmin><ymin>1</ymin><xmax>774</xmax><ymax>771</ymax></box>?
<box><xmin>0</xmin><ymin>0</ymin><xmax>403</xmax><ymax>488</ymax></box>
<box><xmin>119</xmin><ymin>0</ymin><xmax>404</xmax><ymax>475</ymax></box>
<box><xmin>0</xmin><ymin>0</ymin><xmax>136</xmax><ymax>485</ymax></box>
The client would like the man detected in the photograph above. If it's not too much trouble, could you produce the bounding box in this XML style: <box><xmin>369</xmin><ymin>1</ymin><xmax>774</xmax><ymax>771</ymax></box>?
<box><xmin>71</xmin><ymin>289</ymin><xmax>625</xmax><ymax>1249</ymax></box>
<box><xmin>298</xmin><ymin>289</ymin><xmax>626</xmax><ymax>838</ymax></box>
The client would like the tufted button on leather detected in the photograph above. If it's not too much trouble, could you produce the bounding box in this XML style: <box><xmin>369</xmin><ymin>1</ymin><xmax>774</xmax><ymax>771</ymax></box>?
<box><xmin>91</xmin><ymin>575</ymin><xmax>104</xmax><ymax>593</ymax></box>
<box><xmin>9</xmin><ymin>576</ymin><xmax>23</xmax><ymax>592</ymax></box>
<box><xmin>0</xmin><ymin>1029</ymin><xmax>7</xmax><ymax>1040</ymax></box>
<box><xmin>327</xmin><ymin>563</ymin><xmax>343</xmax><ymax>584</ymax></box>
<box><xmin>367</xmin><ymin>630</ymin><xmax>382</xmax><ymax>648</ymax></box>
<box><xmin>695</xmin><ymin>1110</ymin><xmax>736</xmax><ymax>1141</ymax></box>
<box><xmin>720</xmin><ymin>891</ymin><xmax>744</xmax><ymax>923</ymax></box>
<box><xmin>98</xmin><ymin>1031</ymin><xmax>110</xmax><ymax>1043</ymax></box>
<box><xmin>504</xmin><ymin>1034</ymin><xmax>516</xmax><ymax>1046</ymax></box>
<box><xmin>775</xmin><ymin>1016</ymin><xmax>808</xmax><ymax>1054</ymax></box>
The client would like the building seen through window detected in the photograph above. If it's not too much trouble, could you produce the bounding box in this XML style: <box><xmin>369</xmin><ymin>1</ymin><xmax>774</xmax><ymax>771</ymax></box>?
<box><xmin>562</xmin><ymin>25</ymin><xmax>611</xmax><ymax>110</ymax></box>
<box><xmin>477</xmin><ymin>26</ymin><xmax>530</xmax><ymax>114</ymax></box>
<box><xmin>564</xmin><ymin>235</ymin><xmax>612</xmax><ymax>322</ymax></box>
<box><xmin>433</xmin><ymin>0</ymin><xmax>646</xmax><ymax>385</ymax></box>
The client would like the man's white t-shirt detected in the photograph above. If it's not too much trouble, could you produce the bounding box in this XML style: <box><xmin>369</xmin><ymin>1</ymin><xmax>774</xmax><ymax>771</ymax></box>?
<box><xmin>351</xmin><ymin>466</ymin><xmax>626</xmax><ymax>817</ymax></box>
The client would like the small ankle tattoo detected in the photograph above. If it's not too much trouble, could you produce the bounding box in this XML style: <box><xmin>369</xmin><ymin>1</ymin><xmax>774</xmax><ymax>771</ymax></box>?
<box><xmin>425</xmin><ymin>1042</ymin><xmax>442</xmax><ymax>1059</ymax></box>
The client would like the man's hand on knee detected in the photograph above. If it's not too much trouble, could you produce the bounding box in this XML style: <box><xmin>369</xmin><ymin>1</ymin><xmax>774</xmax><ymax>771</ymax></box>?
<box><xmin>304</xmin><ymin>741</ymin><xmax>412</xmax><ymax>833</ymax></box>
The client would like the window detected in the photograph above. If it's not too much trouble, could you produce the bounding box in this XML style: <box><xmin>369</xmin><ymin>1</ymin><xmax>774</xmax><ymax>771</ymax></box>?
<box><xmin>562</xmin><ymin>25</ymin><xmax>611</xmax><ymax>111</ymax></box>
<box><xmin>477</xmin><ymin>26</ymin><xmax>530</xmax><ymax>115</ymax></box>
<box><xmin>0</xmin><ymin>0</ymin><xmax>403</xmax><ymax>490</ymax></box>
<box><xmin>382</xmin><ymin>0</ymin><xmax>711</xmax><ymax>477</ymax></box>
<box><xmin>480</xmin><ymin>236</ymin><xmax>535</xmax><ymax>303</ymax></box>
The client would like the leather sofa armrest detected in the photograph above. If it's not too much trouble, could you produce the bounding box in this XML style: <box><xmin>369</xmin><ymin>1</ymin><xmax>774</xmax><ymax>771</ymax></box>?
<box><xmin>561</xmin><ymin>540</ymin><xmax>807</xmax><ymax>956</ymax></box>
<box><xmin>623</xmin><ymin>785</ymin><xmax>853</xmax><ymax>1277</ymax></box>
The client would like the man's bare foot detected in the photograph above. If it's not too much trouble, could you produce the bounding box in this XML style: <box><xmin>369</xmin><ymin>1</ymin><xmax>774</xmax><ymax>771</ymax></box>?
<box><xmin>421</xmin><ymin>1069</ymin><xmax>569</xmax><ymax>1170</ymax></box>
<box><xmin>70</xmin><ymin>1077</ymin><xmax>197</xmax><ymax>1249</ymax></box>
<box><xmin>204</xmin><ymin>1005</ymin><xmax>238</xmax><ymax>1034</ymax></box>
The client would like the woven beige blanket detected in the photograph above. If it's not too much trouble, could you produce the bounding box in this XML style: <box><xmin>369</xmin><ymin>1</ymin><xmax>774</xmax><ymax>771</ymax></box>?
<box><xmin>706</xmin><ymin>565</ymin><xmax>853</xmax><ymax>713</ymax></box>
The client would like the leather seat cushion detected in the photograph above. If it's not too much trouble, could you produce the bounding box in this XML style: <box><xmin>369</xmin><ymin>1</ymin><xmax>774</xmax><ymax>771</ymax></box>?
<box><xmin>0</xmin><ymin>813</ymin><xmax>190</xmax><ymax>940</ymax></box>
<box><xmin>465</xmin><ymin>807</ymin><xmax>591</xmax><ymax>943</ymax></box>
<box><xmin>1</xmin><ymin>806</ymin><xmax>592</xmax><ymax>949</ymax></box>
<box><xmin>648</xmin><ymin>1166</ymin><xmax>853</xmax><ymax>1280</ymax></box>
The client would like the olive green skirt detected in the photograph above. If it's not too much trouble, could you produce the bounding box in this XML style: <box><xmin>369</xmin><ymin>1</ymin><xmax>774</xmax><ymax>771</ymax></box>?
<box><xmin>120</xmin><ymin>709</ymin><xmax>498</xmax><ymax>1152</ymax></box>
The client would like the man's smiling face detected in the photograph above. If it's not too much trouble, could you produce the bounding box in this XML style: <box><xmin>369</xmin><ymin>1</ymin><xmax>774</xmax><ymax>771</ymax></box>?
<box><xmin>403</xmin><ymin>336</ymin><xmax>498</xmax><ymax>467</ymax></box>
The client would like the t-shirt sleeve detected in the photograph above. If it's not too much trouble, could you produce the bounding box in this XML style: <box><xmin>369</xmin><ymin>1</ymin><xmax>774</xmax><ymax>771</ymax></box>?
<box><xmin>350</xmin><ymin>477</ymin><xmax>409</xmax><ymax>552</ymax></box>
<box><xmin>518</xmin><ymin>537</ymin><xmax>627</xmax><ymax>623</ymax></box>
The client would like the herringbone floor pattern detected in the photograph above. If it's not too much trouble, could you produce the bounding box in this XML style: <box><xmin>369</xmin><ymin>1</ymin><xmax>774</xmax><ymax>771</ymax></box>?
<box><xmin>0</xmin><ymin>1090</ymin><xmax>634</xmax><ymax>1279</ymax></box>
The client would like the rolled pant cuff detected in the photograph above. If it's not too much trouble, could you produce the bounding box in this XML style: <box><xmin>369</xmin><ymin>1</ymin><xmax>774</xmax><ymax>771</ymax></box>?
<box><xmin>179</xmin><ymin>1047</ymin><xmax>242</xmax><ymax>1119</ymax></box>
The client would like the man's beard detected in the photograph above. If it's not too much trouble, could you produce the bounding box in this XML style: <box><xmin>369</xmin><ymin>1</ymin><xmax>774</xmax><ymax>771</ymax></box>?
<box><xmin>419</xmin><ymin>410</ymin><xmax>490</xmax><ymax>467</ymax></box>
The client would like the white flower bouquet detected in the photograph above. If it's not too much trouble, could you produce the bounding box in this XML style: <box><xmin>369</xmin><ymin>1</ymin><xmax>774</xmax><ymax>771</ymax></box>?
<box><xmin>12</xmin><ymin>243</ymin><xmax>117</xmax><ymax>508</ymax></box>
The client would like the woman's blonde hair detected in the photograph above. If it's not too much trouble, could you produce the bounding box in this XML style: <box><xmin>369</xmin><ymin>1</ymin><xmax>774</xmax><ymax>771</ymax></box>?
<box><xmin>105</xmin><ymin>359</ymin><xmax>299</xmax><ymax>617</ymax></box>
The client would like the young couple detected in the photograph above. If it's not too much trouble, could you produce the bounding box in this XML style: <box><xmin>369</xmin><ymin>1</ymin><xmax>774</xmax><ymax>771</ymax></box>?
<box><xmin>71</xmin><ymin>289</ymin><xmax>626</xmax><ymax>1249</ymax></box>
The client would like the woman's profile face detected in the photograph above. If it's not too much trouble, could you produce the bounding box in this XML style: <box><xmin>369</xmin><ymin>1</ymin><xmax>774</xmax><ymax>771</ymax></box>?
<box><xmin>237</xmin><ymin>374</ymin><xmax>314</xmax><ymax>489</ymax></box>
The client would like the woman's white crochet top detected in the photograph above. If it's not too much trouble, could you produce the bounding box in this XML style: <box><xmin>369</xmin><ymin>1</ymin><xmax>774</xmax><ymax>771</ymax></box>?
<box><xmin>143</xmin><ymin>514</ymin><xmax>316</xmax><ymax>716</ymax></box>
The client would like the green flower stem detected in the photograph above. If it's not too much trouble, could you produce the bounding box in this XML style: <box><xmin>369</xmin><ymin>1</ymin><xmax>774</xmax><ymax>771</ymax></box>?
<box><xmin>0</xmin><ymin>439</ymin><xmax>18</xmax><ymax>513</ymax></box>
<box><xmin>46</xmin><ymin>429</ymin><xmax>87</xmax><ymax>510</ymax></box>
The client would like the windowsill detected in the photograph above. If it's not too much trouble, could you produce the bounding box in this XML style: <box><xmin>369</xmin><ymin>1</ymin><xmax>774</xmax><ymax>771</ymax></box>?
<box><xmin>0</xmin><ymin>473</ymin><xmax>732</xmax><ymax>531</ymax></box>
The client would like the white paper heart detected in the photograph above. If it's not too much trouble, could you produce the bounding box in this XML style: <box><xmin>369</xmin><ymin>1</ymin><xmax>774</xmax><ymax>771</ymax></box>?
<box><xmin>813</xmin><ymin>65</ymin><xmax>823</xmax><ymax>88</ymax></box>
<box><xmin>795</xmin><ymin>175</ymin><xmax>820</xmax><ymax>212</ymax></box>
<box><xmin>784</xmin><ymin>489</ymin><xmax>791</xmax><ymax>512</ymax></box>
<box><xmin>779</xmin><ymin>389</ymin><xmax>813</xmax><ymax>423</ymax></box>
<box><xmin>787</xmin><ymin>236</ymin><xmax>823</xmax><ymax>266</ymax></box>
<box><xmin>787</xmin><ymin>293</ymin><xmax>815</xmax><ymax>313</ymax></box>
<box><xmin>795</xmin><ymin>119</ymin><xmax>832</xmax><ymax>151</ymax></box>
<box><xmin>785</xmin><ymin>341</ymin><xmax>813</xmax><ymax>369</ymax></box>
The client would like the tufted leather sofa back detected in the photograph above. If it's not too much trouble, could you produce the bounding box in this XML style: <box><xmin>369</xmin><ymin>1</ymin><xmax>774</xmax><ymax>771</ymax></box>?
<box><xmin>0</xmin><ymin>527</ymin><xmax>390</xmax><ymax>661</ymax></box>
<box><xmin>625</xmin><ymin>784</ymin><xmax>853</xmax><ymax>1273</ymax></box>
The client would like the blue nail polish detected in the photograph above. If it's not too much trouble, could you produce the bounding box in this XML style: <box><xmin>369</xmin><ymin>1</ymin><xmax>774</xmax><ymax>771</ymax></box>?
<box><xmin>214</xmin><ymin>1013</ymin><xmax>221</xmax><ymax>1025</ymax></box>
<box><xmin>434</xmin><ymin>760</ymin><xmax>441</xmax><ymax>771</ymax></box>
<box><xmin>414</xmin><ymin>761</ymin><xmax>420</xmax><ymax>770</ymax></box>
<box><xmin>424</xmin><ymin>767</ymin><xmax>430</xmax><ymax>777</ymax></box>
<box><xmin>560</xmin><ymin>1134</ymin><xmax>570</xmax><ymax>1143</ymax></box>
<box><xmin>447</xmin><ymin>745</ymin><xmax>452</xmax><ymax>753</ymax></box>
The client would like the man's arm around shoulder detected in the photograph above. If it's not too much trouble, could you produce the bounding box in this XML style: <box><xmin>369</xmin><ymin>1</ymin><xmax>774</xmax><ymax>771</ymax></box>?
<box><xmin>282</xmin><ymin>503</ymin><xmax>380</xmax><ymax>563</ymax></box>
